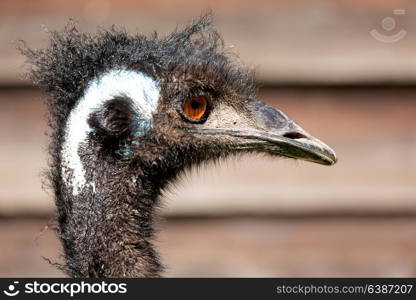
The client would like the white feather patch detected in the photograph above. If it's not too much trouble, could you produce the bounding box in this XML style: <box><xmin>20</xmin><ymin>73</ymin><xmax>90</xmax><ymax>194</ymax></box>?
<box><xmin>61</xmin><ymin>69</ymin><xmax>160</xmax><ymax>195</ymax></box>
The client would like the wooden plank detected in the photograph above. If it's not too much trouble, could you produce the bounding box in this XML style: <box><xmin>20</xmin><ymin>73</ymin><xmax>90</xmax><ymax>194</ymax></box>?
<box><xmin>3</xmin><ymin>0</ymin><xmax>416</xmax><ymax>84</ymax></box>
<box><xmin>1</xmin><ymin>87</ymin><xmax>415</xmax><ymax>216</ymax></box>
<box><xmin>1</xmin><ymin>217</ymin><xmax>415</xmax><ymax>277</ymax></box>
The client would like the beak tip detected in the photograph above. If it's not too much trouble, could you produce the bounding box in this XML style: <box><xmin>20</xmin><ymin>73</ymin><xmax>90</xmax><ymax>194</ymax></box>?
<box><xmin>328</xmin><ymin>157</ymin><xmax>337</xmax><ymax>166</ymax></box>
<box><xmin>326</xmin><ymin>152</ymin><xmax>338</xmax><ymax>166</ymax></box>
<box><xmin>323</xmin><ymin>148</ymin><xmax>337</xmax><ymax>166</ymax></box>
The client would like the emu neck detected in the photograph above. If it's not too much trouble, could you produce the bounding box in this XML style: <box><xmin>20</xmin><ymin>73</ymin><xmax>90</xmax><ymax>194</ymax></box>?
<box><xmin>58</xmin><ymin>159</ymin><xmax>163</xmax><ymax>277</ymax></box>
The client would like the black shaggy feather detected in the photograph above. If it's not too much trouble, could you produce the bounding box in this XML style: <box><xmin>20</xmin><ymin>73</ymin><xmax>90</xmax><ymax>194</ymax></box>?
<box><xmin>21</xmin><ymin>15</ymin><xmax>258</xmax><ymax>277</ymax></box>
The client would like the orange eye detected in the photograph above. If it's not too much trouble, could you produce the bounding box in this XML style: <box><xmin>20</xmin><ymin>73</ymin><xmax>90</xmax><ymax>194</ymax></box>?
<box><xmin>183</xmin><ymin>96</ymin><xmax>208</xmax><ymax>121</ymax></box>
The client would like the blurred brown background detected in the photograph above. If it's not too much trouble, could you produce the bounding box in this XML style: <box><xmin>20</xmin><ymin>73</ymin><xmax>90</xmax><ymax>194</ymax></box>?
<box><xmin>1</xmin><ymin>0</ymin><xmax>416</xmax><ymax>277</ymax></box>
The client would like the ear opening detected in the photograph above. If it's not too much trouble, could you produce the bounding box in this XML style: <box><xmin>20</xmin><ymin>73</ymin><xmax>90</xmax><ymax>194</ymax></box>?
<box><xmin>88</xmin><ymin>96</ymin><xmax>137</xmax><ymax>142</ymax></box>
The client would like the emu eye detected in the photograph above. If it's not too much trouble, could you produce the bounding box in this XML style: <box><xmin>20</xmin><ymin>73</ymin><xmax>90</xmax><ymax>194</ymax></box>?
<box><xmin>183</xmin><ymin>96</ymin><xmax>208</xmax><ymax>121</ymax></box>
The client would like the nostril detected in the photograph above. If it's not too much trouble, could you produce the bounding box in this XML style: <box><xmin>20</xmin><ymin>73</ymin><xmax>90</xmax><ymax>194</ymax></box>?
<box><xmin>283</xmin><ymin>132</ymin><xmax>307</xmax><ymax>139</ymax></box>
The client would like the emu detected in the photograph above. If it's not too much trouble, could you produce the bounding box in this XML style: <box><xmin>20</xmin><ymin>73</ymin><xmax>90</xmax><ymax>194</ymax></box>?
<box><xmin>22</xmin><ymin>16</ymin><xmax>336</xmax><ymax>277</ymax></box>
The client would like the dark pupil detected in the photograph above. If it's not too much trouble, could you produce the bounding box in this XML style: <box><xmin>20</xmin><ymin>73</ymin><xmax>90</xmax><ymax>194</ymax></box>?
<box><xmin>190</xmin><ymin>99</ymin><xmax>200</xmax><ymax>109</ymax></box>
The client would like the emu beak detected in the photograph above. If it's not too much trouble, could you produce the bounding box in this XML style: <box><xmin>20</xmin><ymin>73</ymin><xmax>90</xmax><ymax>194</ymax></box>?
<box><xmin>189</xmin><ymin>99</ymin><xmax>337</xmax><ymax>166</ymax></box>
<box><xmin>236</xmin><ymin>99</ymin><xmax>337</xmax><ymax>165</ymax></box>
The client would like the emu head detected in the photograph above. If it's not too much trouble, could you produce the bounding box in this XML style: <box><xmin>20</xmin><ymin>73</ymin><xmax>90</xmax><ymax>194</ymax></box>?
<box><xmin>23</xmin><ymin>17</ymin><xmax>336</xmax><ymax>197</ymax></box>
